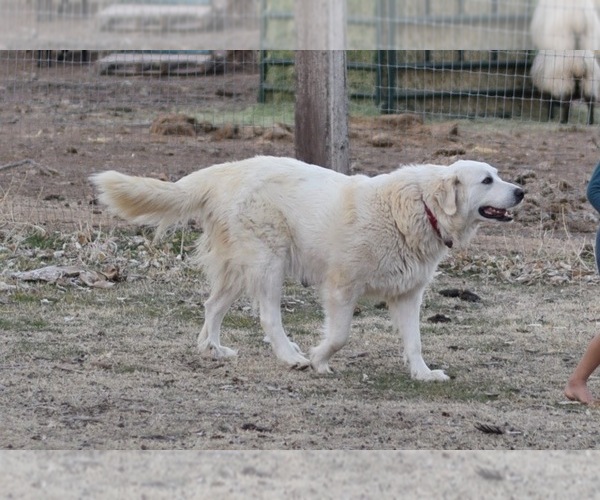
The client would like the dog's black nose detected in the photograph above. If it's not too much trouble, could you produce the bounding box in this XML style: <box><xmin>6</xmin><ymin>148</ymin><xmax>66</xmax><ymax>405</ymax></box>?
<box><xmin>514</xmin><ymin>187</ymin><xmax>525</xmax><ymax>203</ymax></box>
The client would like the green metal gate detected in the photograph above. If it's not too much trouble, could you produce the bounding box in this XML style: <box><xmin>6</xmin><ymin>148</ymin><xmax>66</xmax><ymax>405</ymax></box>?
<box><xmin>258</xmin><ymin>0</ymin><xmax>537</xmax><ymax>120</ymax></box>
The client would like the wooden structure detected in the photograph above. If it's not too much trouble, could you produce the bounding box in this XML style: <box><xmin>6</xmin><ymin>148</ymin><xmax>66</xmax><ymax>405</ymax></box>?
<box><xmin>294</xmin><ymin>0</ymin><xmax>349</xmax><ymax>173</ymax></box>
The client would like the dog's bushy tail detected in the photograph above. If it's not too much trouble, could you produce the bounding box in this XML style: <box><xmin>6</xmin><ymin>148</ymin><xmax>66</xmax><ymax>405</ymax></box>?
<box><xmin>90</xmin><ymin>171</ymin><xmax>192</xmax><ymax>236</ymax></box>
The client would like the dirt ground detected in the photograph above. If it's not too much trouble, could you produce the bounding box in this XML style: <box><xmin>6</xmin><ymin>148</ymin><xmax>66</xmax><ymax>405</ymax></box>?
<box><xmin>3</xmin><ymin>54</ymin><xmax>600</xmax><ymax>460</ymax></box>
<box><xmin>3</xmin><ymin>450</ymin><xmax>600</xmax><ymax>499</ymax></box>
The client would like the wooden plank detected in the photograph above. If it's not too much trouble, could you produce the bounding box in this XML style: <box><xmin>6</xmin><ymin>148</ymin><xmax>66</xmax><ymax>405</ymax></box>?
<box><xmin>95</xmin><ymin>52</ymin><xmax>221</xmax><ymax>76</ymax></box>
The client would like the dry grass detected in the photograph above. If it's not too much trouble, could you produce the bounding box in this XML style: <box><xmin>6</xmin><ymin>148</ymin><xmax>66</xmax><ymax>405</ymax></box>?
<box><xmin>1</xmin><ymin>222</ymin><xmax>600</xmax><ymax>450</ymax></box>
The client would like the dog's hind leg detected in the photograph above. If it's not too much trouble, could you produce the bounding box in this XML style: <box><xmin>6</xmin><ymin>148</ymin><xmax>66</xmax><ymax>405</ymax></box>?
<box><xmin>388</xmin><ymin>290</ymin><xmax>449</xmax><ymax>381</ymax></box>
<box><xmin>310</xmin><ymin>287</ymin><xmax>359</xmax><ymax>374</ymax></box>
<box><xmin>197</xmin><ymin>283</ymin><xmax>241</xmax><ymax>359</ymax></box>
<box><xmin>257</xmin><ymin>262</ymin><xmax>309</xmax><ymax>367</ymax></box>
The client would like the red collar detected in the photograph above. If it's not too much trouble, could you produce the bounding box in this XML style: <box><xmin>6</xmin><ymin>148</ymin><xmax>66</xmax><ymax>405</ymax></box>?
<box><xmin>423</xmin><ymin>200</ymin><xmax>453</xmax><ymax>248</ymax></box>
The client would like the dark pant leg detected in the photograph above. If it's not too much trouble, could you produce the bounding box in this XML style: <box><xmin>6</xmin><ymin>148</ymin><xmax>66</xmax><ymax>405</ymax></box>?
<box><xmin>596</xmin><ymin>226</ymin><xmax>600</xmax><ymax>273</ymax></box>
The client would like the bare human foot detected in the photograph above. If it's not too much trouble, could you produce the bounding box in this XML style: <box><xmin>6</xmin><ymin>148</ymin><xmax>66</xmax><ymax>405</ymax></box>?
<box><xmin>564</xmin><ymin>379</ymin><xmax>595</xmax><ymax>404</ymax></box>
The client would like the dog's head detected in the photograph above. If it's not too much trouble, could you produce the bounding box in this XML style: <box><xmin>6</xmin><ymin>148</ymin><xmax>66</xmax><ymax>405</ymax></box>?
<box><xmin>434</xmin><ymin>160</ymin><xmax>524</xmax><ymax>222</ymax></box>
<box><xmin>425</xmin><ymin>160</ymin><xmax>524</xmax><ymax>248</ymax></box>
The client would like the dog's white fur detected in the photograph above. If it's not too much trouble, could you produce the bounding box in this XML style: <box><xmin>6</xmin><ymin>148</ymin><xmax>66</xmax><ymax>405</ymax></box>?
<box><xmin>91</xmin><ymin>156</ymin><xmax>524</xmax><ymax>381</ymax></box>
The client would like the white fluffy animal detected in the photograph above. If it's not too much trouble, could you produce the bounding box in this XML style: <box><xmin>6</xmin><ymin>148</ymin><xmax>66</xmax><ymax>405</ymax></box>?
<box><xmin>530</xmin><ymin>50</ymin><xmax>600</xmax><ymax>123</ymax></box>
<box><xmin>529</xmin><ymin>0</ymin><xmax>600</xmax><ymax>124</ymax></box>
<box><xmin>531</xmin><ymin>50</ymin><xmax>600</xmax><ymax>99</ymax></box>
<box><xmin>530</xmin><ymin>0</ymin><xmax>600</xmax><ymax>50</ymax></box>
<box><xmin>91</xmin><ymin>156</ymin><xmax>524</xmax><ymax>381</ymax></box>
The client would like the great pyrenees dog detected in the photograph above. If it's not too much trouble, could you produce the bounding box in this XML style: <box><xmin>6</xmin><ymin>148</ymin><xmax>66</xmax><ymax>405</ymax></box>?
<box><xmin>91</xmin><ymin>156</ymin><xmax>524</xmax><ymax>381</ymax></box>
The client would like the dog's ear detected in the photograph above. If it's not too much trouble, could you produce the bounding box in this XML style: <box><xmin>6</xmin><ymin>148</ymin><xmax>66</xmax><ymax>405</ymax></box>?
<box><xmin>434</xmin><ymin>175</ymin><xmax>459</xmax><ymax>216</ymax></box>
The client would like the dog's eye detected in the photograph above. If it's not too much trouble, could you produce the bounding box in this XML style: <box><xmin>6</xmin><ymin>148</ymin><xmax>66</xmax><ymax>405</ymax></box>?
<box><xmin>482</xmin><ymin>176</ymin><xmax>493</xmax><ymax>185</ymax></box>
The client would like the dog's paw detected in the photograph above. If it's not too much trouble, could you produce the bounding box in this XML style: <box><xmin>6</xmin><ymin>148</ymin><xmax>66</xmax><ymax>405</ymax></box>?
<box><xmin>308</xmin><ymin>346</ymin><xmax>336</xmax><ymax>374</ymax></box>
<box><xmin>268</xmin><ymin>337</ymin><xmax>306</xmax><ymax>356</ymax></box>
<box><xmin>310</xmin><ymin>360</ymin><xmax>335</xmax><ymax>375</ymax></box>
<box><xmin>271</xmin><ymin>340</ymin><xmax>309</xmax><ymax>366</ymax></box>
<box><xmin>198</xmin><ymin>339</ymin><xmax>238</xmax><ymax>359</ymax></box>
<box><xmin>412</xmin><ymin>369</ymin><xmax>450</xmax><ymax>382</ymax></box>
<box><xmin>282</xmin><ymin>352</ymin><xmax>310</xmax><ymax>367</ymax></box>
<box><xmin>212</xmin><ymin>345</ymin><xmax>238</xmax><ymax>359</ymax></box>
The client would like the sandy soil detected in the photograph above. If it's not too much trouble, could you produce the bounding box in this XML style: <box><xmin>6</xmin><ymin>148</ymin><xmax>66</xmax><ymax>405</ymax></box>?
<box><xmin>2</xmin><ymin>450</ymin><xmax>599</xmax><ymax>499</ymax></box>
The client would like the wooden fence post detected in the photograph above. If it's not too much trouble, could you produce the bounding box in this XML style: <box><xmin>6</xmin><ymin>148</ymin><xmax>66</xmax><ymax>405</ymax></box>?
<box><xmin>294</xmin><ymin>1</ymin><xmax>349</xmax><ymax>173</ymax></box>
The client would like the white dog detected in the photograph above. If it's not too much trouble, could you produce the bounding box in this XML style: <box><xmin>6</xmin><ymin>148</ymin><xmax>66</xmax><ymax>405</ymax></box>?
<box><xmin>91</xmin><ymin>156</ymin><xmax>524</xmax><ymax>381</ymax></box>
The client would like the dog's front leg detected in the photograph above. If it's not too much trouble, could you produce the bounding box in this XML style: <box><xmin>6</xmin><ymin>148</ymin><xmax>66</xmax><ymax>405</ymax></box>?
<box><xmin>388</xmin><ymin>290</ymin><xmax>449</xmax><ymax>382</ymax></box>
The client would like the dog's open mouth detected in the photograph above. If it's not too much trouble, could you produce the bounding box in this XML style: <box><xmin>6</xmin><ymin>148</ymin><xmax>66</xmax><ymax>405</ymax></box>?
<box><xmin>479</xmin><ymin>206</ymin><xmax>513</xmax><ymax>221</ymax></box>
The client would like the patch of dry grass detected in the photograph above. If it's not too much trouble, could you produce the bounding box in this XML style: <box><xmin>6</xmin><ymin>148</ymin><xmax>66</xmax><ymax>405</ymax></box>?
<box><xmin>1</xmin><ymin>223</ymin><xmax>600</xmax><ymax>449</ymax></box>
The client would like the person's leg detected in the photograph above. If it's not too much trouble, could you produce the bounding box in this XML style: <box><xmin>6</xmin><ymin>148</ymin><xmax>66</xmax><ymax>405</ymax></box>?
<box><xmin>565</xmin><ymin>334</ymin><xmax>600</xmax><ymax>404</ymax></box>
<box><xmin>595</xmin><ymin>225</ymin><xmax>600</xmax><ymax>272</ymax></box>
